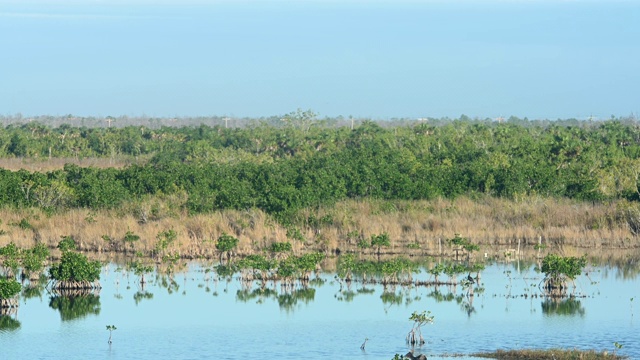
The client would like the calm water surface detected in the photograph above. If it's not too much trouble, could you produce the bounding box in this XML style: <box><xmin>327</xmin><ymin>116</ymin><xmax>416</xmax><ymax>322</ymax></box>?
<box><xmin>1</xmin><ymin>260</ymin><xmax>638</xmax><ymax>360</ymax></box>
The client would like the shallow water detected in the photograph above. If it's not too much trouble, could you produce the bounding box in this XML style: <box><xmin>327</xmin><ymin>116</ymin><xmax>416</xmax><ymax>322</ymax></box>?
<box><xmin>1</xmin><ymin>260</ymin><xmax>638</xmax><ymax>360</ymax></box>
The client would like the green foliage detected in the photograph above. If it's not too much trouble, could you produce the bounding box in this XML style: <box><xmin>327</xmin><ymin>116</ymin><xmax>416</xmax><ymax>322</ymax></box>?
<box><xmin>409</xmin><ymin>310</ymin><xmax>435</xmax><ymax>326</ymax></box>
<box><xmin>541</xmin><ymin>254</ymin><xmax>587</xmax><ymax>294</ymax></box>
<box><xmin>447</xmin><ymin>234</ymin><xmax>479</xmax><ymax>253</ymax></box>
<box><xmin>237</xmin><ymin>254</ymin><xmax>274</xmax><ymax>273</ymax></box>
<box><xmin>57</xmin><ymin>236</ymin><xmax>76</xmax><ymax>252</ymax></box>
<box><xmin>123</xmin><ymin>230</ymin><xmax>140</xmax><ymax>243</ymax></box>
<box><xmin>106</xmin><ymin>325</ymin><xmax>117</xmax><ymax>343</ymax></box>
<box><xmin>295</xmin><ymin>252</ymin><xmax>325</xmax><ymax>273</ymax></box>
<box><xmin>285</xmin><ymin>227</ymin><xmax>305</xmax><ymax>242</ymax></box>
<box><xmin>407</xmin><ymin>310</ymin><xmax>434</xmax><ymax>346</ymax></box>
<box><xmin>269</xmin><ymin>242</ymin><xmax>292</xmax><ymax>253</ymax></box>
<box><xmin>357</xmin><ymin>239</ymin><xmax>371</xmax><ymax>249</ymax></box>
<box><xmin>541</xmin><ymin>254</ymin><xmax>587</xmax><ymax>281</ymax></box>
<box><xmin>129</xmin><ymin>260</ymin><xmax>154</xmax><ymax>277</ymax></box>
<box><xmin>370</xmin><ymin>232</ymin><xmax>391</xmax><ymax>248</ymax></box>
<box><xmin>16</xmin><ymin>218</ymin><xmax>33</xmax><ymax>230</ymax></box>
<box><xmin>2</xmin><ymin>118</ymin><xmax>640</xmax><ymax>219</ymax></box>
<box><xmin>49</xmin><ymin>251</ymin><xmax>101</xmax><ymax>282</ymax></box>
<box><xmin>276</xmin><ymin>256</ymin><xmax>297</xmax><ymax>280</ymax></box>
<box><xmin>155</xmin><ymin>228</ymin><xmax>177</xmax><ymax>253</ymax></box>
<box><xmin>215</xmin><ymin>233</ymin><xmax>239</xmax><ymax>253</ymax></box>
<box><xmin>0</xmin><ymin>278</ymin><xmax>21</xmax><ymax>299</ymax></box>
<box><xmin>0</xmin><ymin>242</ymin><xmax>21</xmax><ymax>276</ymax></box>
<box><xmin>21</xmin><ymin>242</ymin><xmax>50</xmax><ymax>276</ymax></box>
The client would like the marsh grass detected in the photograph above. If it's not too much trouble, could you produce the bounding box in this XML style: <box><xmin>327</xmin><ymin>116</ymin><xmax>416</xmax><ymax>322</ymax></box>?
<box><xmin>472</xmin><ymin>348</ymin><xmax>627</xmax><ymax>359</ymax></box>
<box><xmin>0</xmin><ymin>195</ymin><xmax>638</xmax><ymax>260</ymax></box>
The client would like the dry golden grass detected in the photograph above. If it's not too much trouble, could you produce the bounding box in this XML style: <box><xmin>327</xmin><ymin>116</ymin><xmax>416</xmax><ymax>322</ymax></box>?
<box><xmin>473</xmin><ymin>348</ymin><xmax>626</xmax><ymax>359</ymax></box>
<box><xmin>0</xmin><ymin>195</ymin><xmax>639</xmax><ymax>260</ymax></box>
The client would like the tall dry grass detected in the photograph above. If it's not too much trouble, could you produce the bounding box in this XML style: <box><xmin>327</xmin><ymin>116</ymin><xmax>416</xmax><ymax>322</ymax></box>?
<box><xmin>0</xmin><ymin>195</ymin><xmax>638</xmax><ymax>260</ymax></box>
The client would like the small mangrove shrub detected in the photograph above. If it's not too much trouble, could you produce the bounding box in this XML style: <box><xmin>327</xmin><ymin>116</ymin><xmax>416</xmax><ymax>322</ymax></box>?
<box><xmin>106</xmin><ymin>325</ymin><xmax>117</xmax><ymax>344</ymax></box>
<box><xmin>371</xmin><ymin>232</ymin><xmax>391</xmax><ymax>256</ymax></box>
<box><xmin>216</xmin><ymin>233</ymin><xmax>239</xmax><ymax>265</ymax></box>
<box><xmin>49</xmin><ymin>239</ymin><xmax>101</xmax><ymax>290</ymax></box>
<box><xmin>0</xmin><ymin>278</ymin><xmax>21</xmax><ymax>308</ymax></box>
<box><xmin>406</xmin><ymin>310</ymin><xmax>434</xmax><ymax>346</ymax></box>
<box><xmin>540</xmin><ymin>254</ymin><xmax>587</xmax><ymax>296</ymax></box>
<box><xmin>0</xmin><ymin>242</ymin><xmax>21</xmax><ymax>278</ymax></box>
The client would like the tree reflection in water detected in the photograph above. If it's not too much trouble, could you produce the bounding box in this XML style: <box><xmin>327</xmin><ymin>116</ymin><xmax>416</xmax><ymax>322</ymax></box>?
<box><xmin>21</xmin><ymin>276</ymin><xmax>47</xmax><ymax>301</ymax></box>
<box><xmin>541</xmin><ymin>298</ymin><xmax>585</xmax><ymax>317</ymax></box>
<box><xmin>0</xmin><ymin>314</ymin><xmax>20</xmax><ymax>332</ymax></box>
<box><xmin>236</xmin><ymin>285</ymin><xmax>316</xmax><ymax>312</ymax></box>
<box><xmin>134</xmin><ymin>291</ymin><xmax>154</xmax><ymax>305</ymax></box>
<box><xmin>48</xmin><ymin>293</ymin><xmax>101</xmax><ymax>321</ymax></box>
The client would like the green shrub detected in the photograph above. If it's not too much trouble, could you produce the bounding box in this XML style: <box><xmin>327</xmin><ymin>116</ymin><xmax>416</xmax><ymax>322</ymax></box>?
<box><xmin>0</xmin><ymin>278</ymin><xmax>21</xmax><ymax>299</ymax></box>
<box><xmin>49</xmin><ymin>251</ymin><xmax>101</xmax><ymax>283</ymax></box>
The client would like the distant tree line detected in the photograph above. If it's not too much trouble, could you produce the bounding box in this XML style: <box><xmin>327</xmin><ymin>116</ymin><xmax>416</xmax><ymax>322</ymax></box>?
<box><xmin>1</xmin><ymin>114</ymin><xmax>640</xmax><ymax>221</ymax></box>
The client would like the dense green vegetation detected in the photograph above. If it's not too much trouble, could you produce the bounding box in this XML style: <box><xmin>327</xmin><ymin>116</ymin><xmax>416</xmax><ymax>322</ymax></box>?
<box><xmin>2</xmin><ymin>115</ymin><xmax>640</xmax><ymax>223</ymax></box>
<box><xmin>49</xmin><ymin>237</ymin><xmax>101</xmax><ymax>289</ymax></box>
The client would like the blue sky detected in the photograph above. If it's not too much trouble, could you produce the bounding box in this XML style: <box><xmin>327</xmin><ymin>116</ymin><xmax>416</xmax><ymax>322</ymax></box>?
<box><xmin>1</xmin><ymin>0</ymin><xmax>638</xmax><ymax>120</ymax></box>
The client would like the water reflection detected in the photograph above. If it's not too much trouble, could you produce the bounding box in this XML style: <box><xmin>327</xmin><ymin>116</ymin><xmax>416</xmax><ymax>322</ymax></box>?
<box><xmin>235</xmin><ymin>284</ymin><xmax>317</xmax><ymax>312</ymax></box>
<box><xmin>133</xmin><ymin>290</ymin><xmax>154</xmax><ymax>305</ymax></box>
<box><xmin>541</xmin><ymin>298</ymin><xmax>586</xmax><ymax>317</ymax></box>
<box><xmin>21</xmin><ymin>276</ymin><xmax>47</xmax><ymax>301</ymax></box>
<box><xmin>48</xmin><ymin>293</ymin><xmax>101</xmax><ymax>321</ymax></box>
<box><xmin>0</xmin><ymin>315</ymin><xmax>20</xmax><ymax>332</ymax></box>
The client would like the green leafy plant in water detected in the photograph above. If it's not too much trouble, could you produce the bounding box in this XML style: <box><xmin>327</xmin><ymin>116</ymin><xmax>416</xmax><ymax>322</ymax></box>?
<box><xmin>540</xmin><ymin>254</ymin><xmax>587</xmax><ymax>296</ymax></box>
<box><xmin>20</xmin><ymin>242</ymin><xmax>50</xmax><ymax>279</ymax></box>
<box><xmin>0</xmin><ymin>278</ymin><xmax>21</xmax><ymax>300</ymax></box>
<box><xmin>406</xmin><ymin>310</ymin><xmax>434</xmax><ymax>346</ymax></box>
<box><xmin>447</xmin><ymin>234</ymin><xmax>479</xmax><ymax>259</ymax></box>
<box><xmin>155</xmin><ymin>228</ymin><xmax>177</xmax><ymax>258</ymax></box>
<box><xmin>370</xmin><ymin>232</ymin><xmax>391</xmax><ymax>256</ymax></box>
<box><xmin>216</xmin><ymin>233</ymin><xmax>239</xmax><ymax>265</ymax></box>
<box><xmin>0</xmin><ymin>242</ymin><xmax>21</xmax><ymax>278</ymax></box>
<box><xmin>49</xmin><ymin>251</ymin><xmax>101</xmax><ymax>284</ymax></box>
<box><xmin>129</xmin><ymin>258</ymin><xmax>154</xmax><ymax>285</ymax></box>
<box><xmin>106</xmin><ymin>325</ymin><xmax>117</xmax><ymax>344</ymax></box>
<box><xmin>428</xmin><ymin>263</ymin><xmax>446</xmax><ymax>283</ymax></box>
<box><xmin>613</xmin><ymin>342</ymin><xmax>623</xmax><ymax>356</ymax></box>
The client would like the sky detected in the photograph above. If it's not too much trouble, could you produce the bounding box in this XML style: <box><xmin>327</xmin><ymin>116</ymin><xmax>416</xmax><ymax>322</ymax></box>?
<box><xmin>0</xmin><ymin>0</ymin><xmax>638</xmax><ymax>120</ymax></box>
